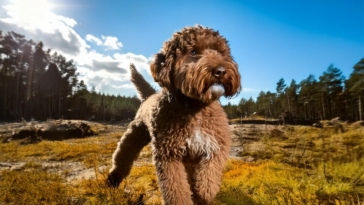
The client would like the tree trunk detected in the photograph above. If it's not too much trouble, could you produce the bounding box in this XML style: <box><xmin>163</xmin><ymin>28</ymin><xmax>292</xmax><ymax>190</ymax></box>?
<box><xmin>359</xmin><ymin>95</ymin><xmax>363</xmax><ymax>121</ymax></box>
<box><xmin>15</xmin><ymin>53</ymin><xmax>23</xmax><ymax>118</ymax></box>
<box><xmin>321</xmin><ymin>93</ymin><xmax>326</xmax><ymax>120</ymax></box>
<box><xmin>58</xmin><ymin>89</ymin><xmax>62</xmax><ymax>119</ymax></box>
<box><xmin>287</xmin><ymin>94</ymin><xmax>291</xmax><ymax>113</ymax></box>
<box><xmin>304</xmin><ymin>103</ymin><xmax>307</xmax><ymax>119</ymax></box>
<box><xmin>25</xmin><ymin>59</ymin><xmax>34</xmax><ymax>119</ymax></box>
<box><xmin>3</xmin><ymin>79</ymin><xmax>7</xmax><ymax>120</ymax></box>
<box><xmin>15</xmin><ymin>71</ymin><xmax>20</xmax><ymax>115</ymax></box>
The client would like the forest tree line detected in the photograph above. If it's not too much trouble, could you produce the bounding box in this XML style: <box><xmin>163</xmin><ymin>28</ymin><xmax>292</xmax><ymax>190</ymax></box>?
<box><xmin>0</xmin><ymin>30</ymin><xmax>140</xmax><ymax>121</ymax></box>
<box><xmin>1</xmin><ymin>30</ymin><xmax>363</xmax><ymax>122</ymax></box>
<box><xmin>223</xmin><ymin>59</ymin><xmax>364</xmax><ymax>122</ymax></box>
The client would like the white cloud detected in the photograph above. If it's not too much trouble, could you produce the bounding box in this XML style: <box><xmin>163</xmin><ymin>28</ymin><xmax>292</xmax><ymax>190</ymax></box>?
<box><xmin>0</xmin><ymin>0</ymin><xmax>89</xmax><ymax>56</ymax></box>
<box><xmin>102</xmin><ymin>35</ymin><xmax>123</xmax><ymax>50</ymax></box>
<box><xmin>113</xmin><ymin>52</ymin><xmax>149</xmax><ymax>71</ymax></box>
<box><xmin>86</xmin><ymin>34</ymin><xmax>123</xmax><ymax>50</ymax></box>
<box><xmin>242</xmin><ymin>87</ymin><xmax>256</xmax><ymax>92</ymax></box>
<box><xmin>86</xmin><ymin>34</ymin><xmax>102</xmax><ymax>45</ymax></box>
<box><xmin>1</xmin><ymin>0</ymin><xmax>76</xmax><ymax>31</ymax></box>
<box><xmin>0</xmin><ymin>0</ymin><xmax>151</xmax><ymax>97</ymax></box>
<box><xmin>114</xmin><ymin>84</ymin><xmax>134</xmax><ymax>89</ymax></box>
<box><xmin>114</xmin><ymin>53</ymin><xmax>148</xmax><ymax>63</ymax></box>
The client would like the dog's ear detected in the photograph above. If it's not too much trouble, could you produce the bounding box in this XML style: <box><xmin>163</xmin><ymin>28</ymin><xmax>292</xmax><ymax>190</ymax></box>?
<box><xmin>150</xmin><ymin>52</ymin><xmax>173</xmax><ymax>91</ymax></box>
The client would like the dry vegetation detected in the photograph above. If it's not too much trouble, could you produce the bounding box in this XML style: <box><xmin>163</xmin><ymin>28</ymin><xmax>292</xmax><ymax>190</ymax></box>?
<box><xmin>1</xmin><ymin>120</ymin><xmax>364</xmax><ymax>204</ymax></box>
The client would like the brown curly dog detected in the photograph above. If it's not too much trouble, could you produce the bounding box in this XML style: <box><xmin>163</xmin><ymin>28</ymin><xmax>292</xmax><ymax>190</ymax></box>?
<box><xmin>107</xmin><ymin>25</ymin><xmax>241</xmax><ymax>205</ymax></box>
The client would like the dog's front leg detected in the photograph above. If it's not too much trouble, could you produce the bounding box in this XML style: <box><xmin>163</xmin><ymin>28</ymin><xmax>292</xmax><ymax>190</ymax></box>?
<box><xmin>106</xmin><ymin>121</ymin><xmax>151</xmax><ymax>187</ymax></box>
<box><xmin>154</xmin><ymin>158</ymin><xmax>194</xmax><ymax>205</ymax></box>
<box><xmin>192</xmin><ymin>153</ymin><xmax>228</xmax><ymax>204</ymax></box>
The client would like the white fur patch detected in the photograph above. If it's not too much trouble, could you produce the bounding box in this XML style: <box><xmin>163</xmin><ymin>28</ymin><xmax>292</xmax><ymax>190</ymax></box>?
<box><xmin>210</xmin><ymin>84</ymin><xmax>225</xmax><ymax>95</ymax></box>
<box><xmin>186</xmin><ymin>129</ymin><xmax>220</xmax><ymax>159</ymax></box>
<box><xmin>207</xmin><ymin>84</ymin><xmax>225</xmax><ymax>100</ymax></box>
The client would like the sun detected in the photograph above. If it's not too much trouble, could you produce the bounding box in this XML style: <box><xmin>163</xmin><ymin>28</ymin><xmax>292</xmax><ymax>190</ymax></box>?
<box><xmin>9</xmin><ymin>0</ymin><xmax>55</xmax><ymax>13</ymax></box>
<box><xmin>3</xmin><ymin>0</ymin><xmax>57</xmax><ymax>31</ymax></box>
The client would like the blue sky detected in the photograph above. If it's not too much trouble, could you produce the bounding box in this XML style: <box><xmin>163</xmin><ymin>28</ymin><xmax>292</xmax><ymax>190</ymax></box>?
<box><xmin>1</xmin><ymin>0</ymin><xmax>363</xmax><ymax>105</ymax></box>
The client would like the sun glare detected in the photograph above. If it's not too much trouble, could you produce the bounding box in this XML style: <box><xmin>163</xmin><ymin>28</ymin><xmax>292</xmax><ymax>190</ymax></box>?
<box><xmin>4</xmin><ymin>0</ymin><xmax>57</xmax><ymax>31</ymax></box>
<box><xmin>10</xmin><ymin>0</ymin><xmax>55</xmax><ymax>12</ymax></box>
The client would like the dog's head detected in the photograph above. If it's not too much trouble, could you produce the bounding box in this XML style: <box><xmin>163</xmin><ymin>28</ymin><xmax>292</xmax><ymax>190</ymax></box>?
<box><xmin>151</xmin><ymin>25</ymin><xmax>241</xmax><ymax>103</ymax></box>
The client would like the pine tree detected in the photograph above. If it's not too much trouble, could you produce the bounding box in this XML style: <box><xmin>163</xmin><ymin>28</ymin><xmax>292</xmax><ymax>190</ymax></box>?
<box><xmin>346</xmin><ymin>58</ymin><xmax>364</xmax><ymax>121</ymax></box>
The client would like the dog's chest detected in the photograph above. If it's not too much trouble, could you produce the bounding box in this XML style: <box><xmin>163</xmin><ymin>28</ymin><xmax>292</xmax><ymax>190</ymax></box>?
<box><xmin>185</xmin><ymin>128</ymin><xmax>219</xmax><ymax>159</ymax></box>
<box><xmin>151</xmin><ymin>100</ymin><xmax>228</xmax><ymax>159</ymax></box>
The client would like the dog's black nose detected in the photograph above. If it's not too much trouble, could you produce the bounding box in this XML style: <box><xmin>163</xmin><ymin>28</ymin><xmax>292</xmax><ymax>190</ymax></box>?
<box><xmin>214</xmin><ymin>67</ymin><xmax>226</xmax><ymax>79</ymax></box>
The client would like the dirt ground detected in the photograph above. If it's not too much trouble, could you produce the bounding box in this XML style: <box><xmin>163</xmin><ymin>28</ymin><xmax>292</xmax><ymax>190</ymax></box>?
<box><xmin>0</xmin><ymin>120</ymin><xmax>280</xmax><ymax>182</ymax></box>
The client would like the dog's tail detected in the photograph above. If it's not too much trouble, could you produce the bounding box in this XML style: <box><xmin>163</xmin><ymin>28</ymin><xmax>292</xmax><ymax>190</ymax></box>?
<box><xmin>130</xmin><ymin>63</ymin><xmax>156</xmax><ymax>101</ymax></box>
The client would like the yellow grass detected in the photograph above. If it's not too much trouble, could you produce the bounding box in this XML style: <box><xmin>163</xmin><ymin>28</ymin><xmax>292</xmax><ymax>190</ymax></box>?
<box><xmin>215</xmin><ymin>159</ymin><xmax>364</xmax><ymax>204</ymax></box>
<box><xmin>1</xmin><ymin>169</ymin><xmax>70</xmax><ymax>205</ymax></box>
<box><xmin>230</xmin><ymin>115</ymin><xmax>269</xmax><ymax>123</ymax></box>
<box><xmin>0</xmin><ymin>133</ymin><xmax>121</xmax><ymax>162</ymax></box>
<box><xmin>0</xmin><ymin>122</ymin><xmax>363</xmax><ymax>204</ymax></box>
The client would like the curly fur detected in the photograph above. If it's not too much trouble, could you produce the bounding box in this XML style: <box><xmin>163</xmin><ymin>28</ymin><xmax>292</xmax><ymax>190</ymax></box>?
<box><xmin>107</xmin><ymin>25</ymin><xmax>241</xmax><ymax>205</ymax></box>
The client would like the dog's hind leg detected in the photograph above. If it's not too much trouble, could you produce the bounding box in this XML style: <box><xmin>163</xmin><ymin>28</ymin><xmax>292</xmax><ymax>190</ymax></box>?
<box><xmin>106</xmin><ymin>120</ymin><xmax>151</xmax><ymax>187</ymax></box>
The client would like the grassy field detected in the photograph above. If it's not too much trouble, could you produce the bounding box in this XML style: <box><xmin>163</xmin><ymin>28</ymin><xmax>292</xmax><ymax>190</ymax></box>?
<box><xmin>0</xmin><ymin>120</ymin><xmax>364</xmax><ymax>204</ymax></box>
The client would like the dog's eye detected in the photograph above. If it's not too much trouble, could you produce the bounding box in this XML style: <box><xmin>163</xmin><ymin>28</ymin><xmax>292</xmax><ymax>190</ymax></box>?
<box><xmin>190</xmin><ymin>50</ymin><xmax>197</xmax><ymax>56</ymax></box>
